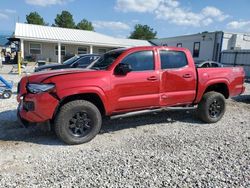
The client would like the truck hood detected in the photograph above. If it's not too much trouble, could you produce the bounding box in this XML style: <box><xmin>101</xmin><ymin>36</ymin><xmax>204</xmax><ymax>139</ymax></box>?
<box><xmin>26</xmin><ymin>68</ymin><xmax>95</xmax><ymax>83</ymax></box>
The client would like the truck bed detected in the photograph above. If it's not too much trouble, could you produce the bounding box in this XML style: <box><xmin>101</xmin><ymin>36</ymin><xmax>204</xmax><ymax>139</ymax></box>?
<box><xmin>195</xmin><ymin>66</ymin><xmax>245</xmax><ymax>103</ymax></box>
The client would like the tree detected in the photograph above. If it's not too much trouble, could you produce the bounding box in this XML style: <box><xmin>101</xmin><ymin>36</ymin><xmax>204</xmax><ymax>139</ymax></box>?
<box><xmin>54</xmin><ymin>10</ymin><xmax>75</xmax><ymax>28</ymax></box>
<box><xmin>76</xmin><ymin>19</ymin><xmax>94</xmax><ymax>31</ymax></box>
<box><xmin>129</xmin><ymin>24</ymin><xmax>157</xmax><ymax>40</ymax></box>
<box><xmin>26</xmin><ymin>12</ymin><xmax>46</xmax><ymax>25</ymax></box>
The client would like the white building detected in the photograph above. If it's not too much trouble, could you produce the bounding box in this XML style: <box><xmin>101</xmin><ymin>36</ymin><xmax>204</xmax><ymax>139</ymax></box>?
<box><xmin>150</xmin><ymin>31</ymin><xmax>250</xmax><ymax>62</ymax></box>
<box><xmin>13</xmin><ymin>23</ymin><xmax>151</xmax><ymax>63</ymax></box>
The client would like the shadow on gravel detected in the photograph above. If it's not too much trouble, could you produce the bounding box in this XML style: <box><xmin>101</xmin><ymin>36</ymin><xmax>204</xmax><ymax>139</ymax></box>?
<box><xmin>0</xmin><ymin>109</ymin><xmax>203</xmax><ymax>145</ymax></box>
<box><xmin>0</xmin><ymin>109</ymin><xmax>62</xmax><ymax>146</ymax></box>
<box><xmin>232</xmin><ymin>95</ymin><xmax>250</xmax><ymax>104</ymax></box>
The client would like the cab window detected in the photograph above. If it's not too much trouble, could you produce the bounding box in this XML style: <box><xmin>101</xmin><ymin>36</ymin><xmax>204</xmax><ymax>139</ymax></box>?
<box><xmin>160</xmin><ymin>51</ymin><xmax>188</xmax><ymax>69</ymax></box>
<box><xmin>120</xmin><ymin>51</ymin><xmax>154</xmax><ymax>71</ymax></box>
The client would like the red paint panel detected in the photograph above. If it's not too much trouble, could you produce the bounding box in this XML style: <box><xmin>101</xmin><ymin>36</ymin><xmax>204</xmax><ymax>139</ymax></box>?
<box><xmin>19</xmin><ymin>93</ymin><xmax>59</xmax><ymax>122</ymax></box>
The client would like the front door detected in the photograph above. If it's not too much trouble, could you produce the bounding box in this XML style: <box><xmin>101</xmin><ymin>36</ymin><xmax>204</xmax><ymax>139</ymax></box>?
<box><xmin>110</xmin><ymin>50</ymin><xmax>160</xmax><ymax>112</ymax></box>
<box><xmin>159</xmin><ymin>50</ymin><xmax>197</xmax><ymax>106</ymax></box>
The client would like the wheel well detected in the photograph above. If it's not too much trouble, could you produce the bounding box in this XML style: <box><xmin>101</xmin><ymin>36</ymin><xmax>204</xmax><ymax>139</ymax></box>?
<box><xmin>204</xmin><ymin>83</ymin><xmax>229</xmax><ymax>99</ymax></box>
<box><xmin>55</xmin><ymin>93</ymin><xmax>106</xmax><ymax>118</ymax></box>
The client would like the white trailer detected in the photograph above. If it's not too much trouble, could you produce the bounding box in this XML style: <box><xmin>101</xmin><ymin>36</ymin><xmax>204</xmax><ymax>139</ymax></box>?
<box><xmin>151</xmin><ymin>31</ymin><xmax>250</xmax><ymax>63</ymax></box>
<box><xmin>221</xmin><ymin>50</ymin><xmax>250</xmax><ymax>79</ymax></box>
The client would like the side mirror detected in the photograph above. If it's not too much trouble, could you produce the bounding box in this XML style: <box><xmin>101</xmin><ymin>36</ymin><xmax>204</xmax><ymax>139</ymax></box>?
<box><xmin>115</xmin><ymin>63</ymin><xmax>132</xmax><ymax>75</ymax></box>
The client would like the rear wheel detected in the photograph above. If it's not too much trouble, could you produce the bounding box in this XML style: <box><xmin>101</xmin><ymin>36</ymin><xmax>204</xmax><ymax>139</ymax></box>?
<box><xmin>197</xmin><ymin>91</ymin><xmax>226</xmax><ymax>123</ymax></box>
<box><xmin>55</xmin><ymin>100</ymin><xmax>102</xmax><ymax>145</ymax></box>
<box><xmin>2</xmin><ymin>90</ymin><xmax>12</xmax><ymax>99</ymax></box>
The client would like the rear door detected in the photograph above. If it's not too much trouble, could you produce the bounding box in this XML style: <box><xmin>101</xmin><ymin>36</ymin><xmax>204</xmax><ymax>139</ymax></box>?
<box><xmin>111</xmin><ymin>50</ymin><xmax>160</xmax><ymax>111</ymax></box>
<box><xmin>159</xmin><ymin>50</ymin><xmax>196</xmax><ymax>106</ymax></box>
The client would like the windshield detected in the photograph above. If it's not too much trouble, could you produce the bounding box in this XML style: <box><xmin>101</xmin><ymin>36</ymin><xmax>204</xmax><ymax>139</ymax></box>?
<box><xmin>89</xmin><ymin>50</ymin><xmax>125</xmax><ymax>70</ymax></box>
<box><xmin>63</xmin><ymin>55</ymin><xmax>80</xmax><ymax>65</ymax></box>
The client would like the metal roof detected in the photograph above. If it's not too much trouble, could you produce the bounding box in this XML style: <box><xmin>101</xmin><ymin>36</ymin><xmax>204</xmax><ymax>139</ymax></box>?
<box><xmin>14</xmin><ymin>23</ymin><xmax>151</xmax><ymax>47</ymax></box>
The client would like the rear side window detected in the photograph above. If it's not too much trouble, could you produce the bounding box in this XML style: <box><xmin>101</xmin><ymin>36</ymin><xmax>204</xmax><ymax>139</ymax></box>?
<box><xmin>160</xmin><ymin>50</ymin><xmax>188</xmax><ymax>69</ymax></box>
<box><xmin>120</xmin><ymin>51</ymin><xmax>154</xmax><ymax>71</ymax></box>
<box><xmin>75</xmin><ymin>57</ymin><xmax>91</xmax><ymax>67</ymax></box>
<box><xmin>211</xmin><ymin>63</ymin><xmax>219</xmax><ymax>67</ymax></box>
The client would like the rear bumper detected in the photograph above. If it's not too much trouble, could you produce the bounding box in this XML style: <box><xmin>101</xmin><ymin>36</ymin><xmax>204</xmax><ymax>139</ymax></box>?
<box><xmin>18</xmin><ymin>92</ymin><xmax>59</xmax><ymax>123</ymax></box>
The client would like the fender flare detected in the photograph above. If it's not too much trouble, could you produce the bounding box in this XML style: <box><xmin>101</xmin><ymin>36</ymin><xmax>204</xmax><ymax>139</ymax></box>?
<box><xmin>195</xmin><ymin>78</ymin><xmax>230</xmax><ymax>103</ymax></box>
<box><xmin>56</xmin><ymin>86</ymin><xmax>110</xmax><ymax>115</ymax></box>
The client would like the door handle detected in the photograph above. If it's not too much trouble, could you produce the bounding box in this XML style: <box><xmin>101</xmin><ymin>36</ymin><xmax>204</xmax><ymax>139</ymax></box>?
<box><xmin>147</xmin><ymin>76</ymin><xmax>158</xmax><ymax>81</ymax></box>
<box><xmin>183</xmin><ymin>74</ymin><xmax>192</xmax><ymax>78</ymax></box>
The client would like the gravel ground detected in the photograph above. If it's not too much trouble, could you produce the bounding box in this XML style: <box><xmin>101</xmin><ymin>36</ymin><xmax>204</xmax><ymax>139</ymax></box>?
<box><xmin>0</xmin><ymin>72</ymin><xmax>249</xmax><ymax>187</ymax></box>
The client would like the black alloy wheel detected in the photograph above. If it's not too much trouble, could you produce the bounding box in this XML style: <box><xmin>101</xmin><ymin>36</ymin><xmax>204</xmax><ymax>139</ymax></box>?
<box><xmin>55</xmin><ymin>100</ymin><xmax>102</xmax><ymax>145</ymax></box>
<box><xmin>197</xmin><ymin>91</ymin><xmax>226</xmax><ymax>123</ymax></box>
<box><xmin>208</xmin><ymin>99</ymin><xmax>224</xmax><ymax>118</ymax></box>
<box><xmin>68</xmin><ymin>111</ymin><xmax>92</xmax><ymax>137</ymax></box>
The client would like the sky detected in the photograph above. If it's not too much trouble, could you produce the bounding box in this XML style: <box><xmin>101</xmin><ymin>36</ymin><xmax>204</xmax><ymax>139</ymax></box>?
<box><xmin>0</xmin><ymin>0</ymin><xmax>250</xmax><ymax>38</ymax></box>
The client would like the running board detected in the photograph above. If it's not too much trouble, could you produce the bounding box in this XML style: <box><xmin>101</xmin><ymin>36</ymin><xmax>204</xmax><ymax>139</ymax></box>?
<box><xmin>110</xmin><ymin>106</ymin><xmax>197</xmax><ymax>120</ymax></box>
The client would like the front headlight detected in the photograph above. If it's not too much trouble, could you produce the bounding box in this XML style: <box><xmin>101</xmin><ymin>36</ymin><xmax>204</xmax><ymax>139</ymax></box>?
<box><xmin>27</xmin><ymin>83</ymin><xmax>55</xmax><ymax>94</ymax></box>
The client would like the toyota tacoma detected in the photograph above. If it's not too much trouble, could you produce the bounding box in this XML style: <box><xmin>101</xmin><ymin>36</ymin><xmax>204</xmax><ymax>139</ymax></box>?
<box><xmin>17</xmin><ymin>46</ymin><xmax>245</xmax><ymax>144</ymax></box>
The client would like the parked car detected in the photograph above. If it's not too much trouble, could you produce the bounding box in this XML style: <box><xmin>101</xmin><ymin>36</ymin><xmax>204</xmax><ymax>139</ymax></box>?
<box><xmin>195</xmin><ymin>60</ymin><xmax>224</xmax><ymax>68</ymax></box>
<box><xmin>17</xmin><ymin>46</ymin><xmax>245</xmax><ymax>145</ymax></box>
<box><xmin>34</xmin><ymin>54</ymin><xmax>100</xmax><ymax>72</ymax></box>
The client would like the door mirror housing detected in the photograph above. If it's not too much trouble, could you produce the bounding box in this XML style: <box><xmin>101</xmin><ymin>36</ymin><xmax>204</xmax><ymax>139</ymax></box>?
<box><xmin>115</xmin><ymin>63</ymin><xmax>132</xmax><ymax>75</ymax></box>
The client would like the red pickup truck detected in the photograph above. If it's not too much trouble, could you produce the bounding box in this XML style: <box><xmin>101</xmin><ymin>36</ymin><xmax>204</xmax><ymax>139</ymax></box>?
<box><xmin>17</xmin><ymin>46</ymin><xmax>245</xmax><ymax>144</ymax></box>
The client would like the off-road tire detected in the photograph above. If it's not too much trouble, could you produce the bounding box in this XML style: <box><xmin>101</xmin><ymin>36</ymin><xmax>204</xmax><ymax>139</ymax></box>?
<box><xmin>197</xmin><ymin>91</ymin><xmax>226</xmax><ymax>123</ymax></box>
<box><xmin>55</xmin><ymin>100</ymin><xmax>102</xmax><ymax>145</ymax></box>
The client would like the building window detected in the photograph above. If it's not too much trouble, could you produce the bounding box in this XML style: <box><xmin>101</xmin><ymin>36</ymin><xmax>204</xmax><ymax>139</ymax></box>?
<box><xmin>177</xmin><ymin>43</ymin><xmax>182</xmax><ymax>47</ymax></box>
<box><xmin>98</xmin><ymin>49</ymin><xmax>106</xmax><ymax>54</ymax></box>
<box><xmin>193</xmin><ymin>42</ymin><xmax>200</xmax><ymax>58</ymax></box>
<box><xmin>55</xmin><ymin>45</ymin><xmax>66</xmax><ymax>56</ymax></box>
<box><xmin>29</xmin><ymin>43</ymin><xmax>41</xmax><ymax>55</ymax></box>
<box><xmin>78</xmin><ymin>47</ymin><xmax>87</xmax><ymax>54</ymax></box>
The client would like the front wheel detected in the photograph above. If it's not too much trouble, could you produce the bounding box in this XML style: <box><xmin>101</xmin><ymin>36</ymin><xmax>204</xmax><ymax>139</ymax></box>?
<box><xmin>55</xmin><ymin>100</ymin><xmax>102</xmax><ymax>145</ymax></box>
<box><xmin>197</xmin><ymin>92</ymin><xmax>226</xmax><ymax>123</ymax></box>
